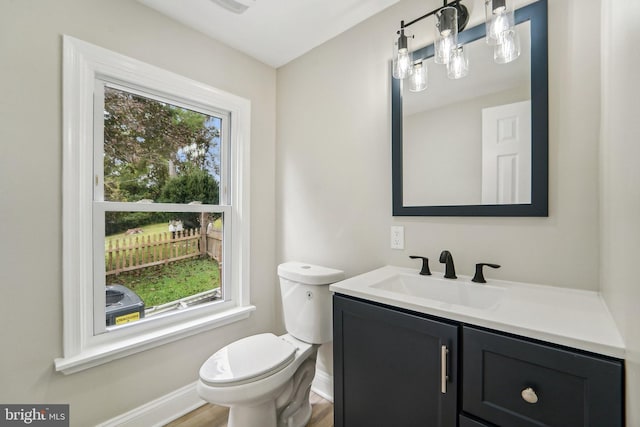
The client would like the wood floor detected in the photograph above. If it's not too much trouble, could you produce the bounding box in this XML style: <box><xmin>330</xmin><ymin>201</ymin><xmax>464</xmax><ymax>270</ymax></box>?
<box><xmin>165</xmin><ymin>392</ymin><xmax>333</xmax><ymax>427</ymax></box>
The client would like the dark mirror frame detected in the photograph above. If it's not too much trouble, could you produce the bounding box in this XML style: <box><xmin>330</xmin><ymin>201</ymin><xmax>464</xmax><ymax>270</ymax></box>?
<box><xmin>392</xmin><ymin>0</ymin><xmax>548</xmax><ymax>216</ymax></box>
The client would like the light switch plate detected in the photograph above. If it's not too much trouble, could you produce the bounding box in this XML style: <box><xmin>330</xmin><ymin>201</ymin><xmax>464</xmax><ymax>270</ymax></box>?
<box><xmin>391</xmin><ymin>225</ymin><xmax>404</xmax><ymax>249</ymax></box>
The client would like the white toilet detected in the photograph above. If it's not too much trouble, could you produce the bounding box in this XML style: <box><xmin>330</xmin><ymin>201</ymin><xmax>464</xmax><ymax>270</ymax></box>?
<box><xmin>197</xmin><ymin>262</ymin><xmax>344</xmax><ymax>427</ymax></box>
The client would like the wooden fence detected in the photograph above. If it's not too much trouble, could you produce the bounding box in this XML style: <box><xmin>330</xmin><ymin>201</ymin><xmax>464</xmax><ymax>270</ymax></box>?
<box><xmin>106</xmin><ymin>228</ymin><xmax>222</xmax><ymax>276</ymax></box>
<box><xmin>206</xmin><ymin>229</ymin><xmax>223</xmax><ymax>262</ymax></box>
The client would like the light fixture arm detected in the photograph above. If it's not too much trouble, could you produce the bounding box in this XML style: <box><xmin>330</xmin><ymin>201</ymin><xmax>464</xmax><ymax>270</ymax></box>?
<box><xmin>399</xmin><ymin>0</ymin><xmax>469</xmax><ymax>33</ymax></box>
<box><xmin>397</xmin><ymin>21</ymin><xmax>409</xmax><ymax>49</ymax></box>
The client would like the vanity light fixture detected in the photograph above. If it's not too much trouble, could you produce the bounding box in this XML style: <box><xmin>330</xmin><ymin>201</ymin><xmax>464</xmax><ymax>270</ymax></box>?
<box><xmin>486</xmin><ymin>0</ymin><xmax>520</xmax><ymax>63</ymax></box>
<box><xmin>494</xmin><ymin>27</ymin><xmax>521</xmax><ymax>63</ymax></box>
<box><xmin>434</xmin><ymin>6</ymin><xmax>459</xmax><ymax>65</ymax></box>
<box><xmin>409</xmin><ymin>60</ymin><xmax>428</xmax><ymax>92</ymax></box>
<box><xmin>447</xmin><ymin>45</ymin><xmax>469</xmax><ymax>79</ymax></box>
<box><xmin>393</xmin><ymin>0</ymin><xmax>520</xmax><ymax>92</ymax></box>
<box><xmin>485</xmin><ymin>0</ymin><xmax>515</xmax><ymax>45</ymax></box>
<box><xmin>392</xmin><ymin>27</ymin><xmax>413</xmax><ymax>79</ymax></box>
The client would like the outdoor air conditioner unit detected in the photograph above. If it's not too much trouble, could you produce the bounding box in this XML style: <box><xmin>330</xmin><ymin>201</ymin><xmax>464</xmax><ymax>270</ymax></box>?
<box><xmin>210</xmin><ymin>0</ymin><xmax>256</xmax><ymax>14</ymax></box>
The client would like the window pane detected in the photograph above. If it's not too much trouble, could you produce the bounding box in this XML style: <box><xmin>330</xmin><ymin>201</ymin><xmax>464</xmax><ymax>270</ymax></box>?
<box><xmin>104</xmin><ymin>211</ymin><xmax>224</xmax><ymax>327</ymax></box>
<box><xmin>102</xmin><ymin>86</ymin><xmax>222</xmax><ymax>204</ymax></box>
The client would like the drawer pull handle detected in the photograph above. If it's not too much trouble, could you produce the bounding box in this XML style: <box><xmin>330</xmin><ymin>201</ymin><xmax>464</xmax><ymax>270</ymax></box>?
<box><xmin>521</xmin><ymin>387</ymin><xmax>539</xmax><ymax>404</ymax></box>
<box><xmin>441</xmin><ymin>345</ymin><xmax>448</xmax><ymax>394</ymax></box>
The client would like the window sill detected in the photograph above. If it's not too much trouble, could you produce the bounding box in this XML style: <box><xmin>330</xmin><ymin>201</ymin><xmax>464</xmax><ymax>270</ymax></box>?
<box><xmin>54</xmin><ymin>305</ymin><xmax>255</xmax><ymax>375</ymax></box>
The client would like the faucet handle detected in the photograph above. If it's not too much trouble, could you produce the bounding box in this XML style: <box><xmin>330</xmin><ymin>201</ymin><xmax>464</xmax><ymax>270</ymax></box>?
<box><xmin>472</xmin><ymin>263</ymin><xmax>501</xmax><ymax>283</ymax></box>
<box><xmin>409</xmin><ymin>256</ymin><xmax>432</xmax><ymax>276</ymax></box>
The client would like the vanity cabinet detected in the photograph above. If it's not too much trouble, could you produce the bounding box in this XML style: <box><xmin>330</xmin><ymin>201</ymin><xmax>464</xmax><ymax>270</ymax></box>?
<box><xmin>333</xmin><ymin>295</ymin><xmax>458</xmax><ymax>427</ymax></box>
<box><xmin>333</xmin><ymin>294</ymin><xmax>624</xmax><ymax>427</ymax></box>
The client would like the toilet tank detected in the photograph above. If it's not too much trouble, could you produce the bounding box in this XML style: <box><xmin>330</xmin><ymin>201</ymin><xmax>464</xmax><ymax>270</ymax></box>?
<box><xmin>278</xmin><ymin>262</ymin><xmax>344</xmax><ymax>344</ymax></box>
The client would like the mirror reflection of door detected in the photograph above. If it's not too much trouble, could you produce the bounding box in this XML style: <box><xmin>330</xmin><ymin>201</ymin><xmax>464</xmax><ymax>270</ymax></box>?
<box><xmin>401</xmin><ymin>21</ymin><xmax>531</xmax><ymax>207</ymax></box>
<box><xmin>481</xmin><ymin>100</ymin><xmax>531</xmax><ymax>204</ymax></box>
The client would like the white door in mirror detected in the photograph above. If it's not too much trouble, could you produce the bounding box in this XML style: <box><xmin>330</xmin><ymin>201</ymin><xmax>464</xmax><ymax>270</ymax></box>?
<box><xmin>481</xmin><ymin>100</ymin><xmax>531</xmax><ymax>204</ymax></box>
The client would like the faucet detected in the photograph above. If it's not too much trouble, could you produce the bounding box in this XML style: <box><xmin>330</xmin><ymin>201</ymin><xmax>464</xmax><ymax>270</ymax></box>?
<box><xmin>439</xmin><ymin>250</ymin><xmax>457</xmax><ymax>279</ymax></box>
<box><xmin>409</xmin><ymin>256</ymin><xmax>431</xmax><ymax>275</ymax></box>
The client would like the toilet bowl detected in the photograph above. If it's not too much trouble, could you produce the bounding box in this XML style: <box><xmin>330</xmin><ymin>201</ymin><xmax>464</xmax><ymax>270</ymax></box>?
<box><xmin>198</xmin><ymin>333</ymin><xmax>317</xmax><ymax>427</ymax></box>
<box><xmin>196</xmin><ymin>262</ymin><xmax>344</xmax><ymax>427</ymax></box>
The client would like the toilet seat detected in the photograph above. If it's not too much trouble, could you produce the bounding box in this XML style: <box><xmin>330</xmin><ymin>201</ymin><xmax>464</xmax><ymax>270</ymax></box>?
<box><xmin>199</xmin><ymin>333</ymin><xmax>297</xmax><ymax>387</ymax></box>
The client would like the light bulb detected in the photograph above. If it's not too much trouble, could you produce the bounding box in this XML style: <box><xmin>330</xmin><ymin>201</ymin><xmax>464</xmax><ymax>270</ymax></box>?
<box><xmin>490</xmin><ymin>13</ymin><xmax>509</xmax><ymax>40</ymax></box>
<box><xmin>447</xmin><ymin>46</ymin><xmax>468</xmax><ymax>79</ymax></box>
<box><xmin>434</xmin><ymin>7</ymin><xmax>458</xmax><ymax>65</ymax></box>
<box><xmin>392</xmin><ymin>31</ymin><xmax>413</xmax><ymax>79</ymax></box>
<box><xmin>409</xmin><ymin>61</ymin><xmax>427</xmax><ymax>92</ymax></box>
<box><xmin>394</xmin><ymin>48</ymin><xmax>412</xmax><ymax>79</ymax></box>
<box><xmin>494</xmin><ymin>28</ymin><xmax>520</xmax><ymax>64</ymax></box>
<box><xmin>435</xmin><ymin>34</ymin><xmax>455</xmax><ymax>65</ymax></box>
<box><xmin>485</xmin><ymin>0</ymin><xmax>515</xmax><ymax>45</ymax></box>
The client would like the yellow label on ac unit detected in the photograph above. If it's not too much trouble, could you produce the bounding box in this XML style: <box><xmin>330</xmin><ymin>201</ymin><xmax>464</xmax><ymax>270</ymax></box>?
<box><xmin>115</xmin><ymin>312</ymin><xmax>140</xmax><ymax>325</ymax></box>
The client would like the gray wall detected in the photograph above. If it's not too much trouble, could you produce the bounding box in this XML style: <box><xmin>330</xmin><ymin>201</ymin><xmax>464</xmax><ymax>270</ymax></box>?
<box><xmin>0</xmin><ymin>0</ymin><xmax>277</xmax><ymax>425</ymax></box>
<box><xmin>276</xmin><ymin>0</ymin><xmax>602</xmax><ymax>375</ymax></box>
<box><xmin>277</xmin><ymin>0</ymin><xmax>601</xmax><ymax>291</ymax></box>
<box><xmin>600</xmin><ymin>0</ymin><xmax>640</xmax><ymax>424</ymax></box>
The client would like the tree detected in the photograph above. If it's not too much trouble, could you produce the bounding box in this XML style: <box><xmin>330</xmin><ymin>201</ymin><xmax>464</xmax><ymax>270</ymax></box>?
<box><xmin>159</xmin><ymin>169</ymin><xmax>219</xmax><ymax>205</ymax></box>
<box><xmin>103</xmin><ymin>87</ymin><xmax>220</xmax><ymax>202</ymax></box>
<box><xmin>102</xmin><ymin>86</ymin><xmax>221</xmax><ymax>234</ymax></box>
<box><xmin>158</xmin><ymin>169</ymin><xmax>220</xmax><ymax>229</ymax></box>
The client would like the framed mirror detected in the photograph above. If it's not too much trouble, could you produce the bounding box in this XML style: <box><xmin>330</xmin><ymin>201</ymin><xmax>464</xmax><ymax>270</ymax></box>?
<box><xmin>391</xmin><ymin>0</ymin><xmax>548</xmax><ymax>216</ymax></box>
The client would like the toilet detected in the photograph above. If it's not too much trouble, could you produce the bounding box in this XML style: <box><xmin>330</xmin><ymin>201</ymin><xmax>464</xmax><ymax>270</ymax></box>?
<box><xmin>197</xmin><ymin>262</ymin><xmax>344</xmax><ymax>427</ymax></box>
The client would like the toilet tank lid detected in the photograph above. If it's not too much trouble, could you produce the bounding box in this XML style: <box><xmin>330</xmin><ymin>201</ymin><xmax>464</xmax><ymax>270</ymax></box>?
<box><xmin>278</xmin><ymin>262</ymin><xmax>344</xmax><ymax>285</ymax></box>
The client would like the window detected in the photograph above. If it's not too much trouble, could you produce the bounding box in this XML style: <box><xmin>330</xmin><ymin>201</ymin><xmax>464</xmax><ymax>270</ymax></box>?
<box><xmin>57</xmin><ymin>36</ymin><xmax>253</xmax><ymax>374</ymax></box>
<box><xmin>96</xmin><ymin>84</ymin><xmax>230</xmax><ymax>332</ymax></box>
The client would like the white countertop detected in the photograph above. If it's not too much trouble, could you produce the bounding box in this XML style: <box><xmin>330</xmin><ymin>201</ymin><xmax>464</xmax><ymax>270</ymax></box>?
<box><xmin>330</xmin><ymin>265</ymin><xmax>625</xmax><ymax>359</ymax></box>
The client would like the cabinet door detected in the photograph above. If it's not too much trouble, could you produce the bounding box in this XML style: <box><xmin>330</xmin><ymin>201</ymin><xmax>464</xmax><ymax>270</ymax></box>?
<box><xmin>333</xmin><ymin>295</ymin><xmax>458</xmax><ymax>427</ymax></box>
<box><xmin>463</xmin><ymin>326</ymin><xmax>623</xmax><ymax>427</ymax></box>
<box><xmin>459</xmin><ymin>414</ymin><xmax>493</xmax><ymax>427</ymax></box>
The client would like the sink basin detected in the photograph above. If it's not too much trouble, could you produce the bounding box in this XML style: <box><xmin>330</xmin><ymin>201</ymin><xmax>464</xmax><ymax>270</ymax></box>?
<box><xmin>370</xmin><ymin>273</ymin><xmax>504</xmax><ymax>310</ymax></box>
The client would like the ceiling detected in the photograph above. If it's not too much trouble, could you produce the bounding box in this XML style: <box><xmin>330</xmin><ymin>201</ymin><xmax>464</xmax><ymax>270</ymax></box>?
<box><xmin>137</xmin><ymin>0</ymin><xmax>400</xmax><ymax>68</ymax></box>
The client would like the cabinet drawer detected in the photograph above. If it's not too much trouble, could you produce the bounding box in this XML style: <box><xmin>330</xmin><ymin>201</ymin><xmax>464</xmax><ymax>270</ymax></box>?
<box><xmin>462</xmin><ymin>326</ymin><xmax>623</xmax><ymax>427</ymax></box>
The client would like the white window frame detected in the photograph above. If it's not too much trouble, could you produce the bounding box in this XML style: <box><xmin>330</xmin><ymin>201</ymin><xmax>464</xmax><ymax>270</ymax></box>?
<box><xmin>92</xmin><ymin>80</ymin><xmax>233</xmax><ymax>335</ymax></box>
<box><xmin>56</xmin><ymin>36</ymin><xmax>254</xmax><ymax>374</ymax></box>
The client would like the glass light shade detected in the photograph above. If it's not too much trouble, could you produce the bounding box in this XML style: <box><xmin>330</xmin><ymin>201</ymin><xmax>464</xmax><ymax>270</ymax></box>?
<box><xmin>393</xmin><ymin>31</ymin><xmax>413</xmax><ymax>79</ymax></box>
<box><xmin>409</xmin><ymin>61</ymin><xmax>427</xmax><ymax>92</ymax></box>
<box><xmin>447</xmin><ymin>46</ymin><xmax>468</xmax><ymax>79</ymax></box>
<box><xmin>494</xmin><ymin>28</ymin><xmax>520</xmax><ymax>63</ymax></box>
<box><xmin>434</xmin><ymin>7</ymin><xmax>458</xmax><ymax>65</ymax></box>
<box><xmin>485</xmin><ymin>0</ymin><xmax>515</xmax><ymax>45</ymax></box>
<box><xmin>434</xmin><ymin>34</ymin><xmax>455</xmax><ymax>65</ymax></box>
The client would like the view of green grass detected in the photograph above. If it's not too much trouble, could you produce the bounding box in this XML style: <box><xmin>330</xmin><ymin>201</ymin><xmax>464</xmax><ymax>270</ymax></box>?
<box><xmin>105</xmin><ymin>222</ymin><xmax>174</xmax><ymax>249</ymax></box>
<box><xmin>106</xmin><ymin>257</ymin><xmax>220</xmax><ymax>307</ymax></box>
<box><xmin>104</xmin><ymin>220</ymin><xmax>223</xmax><ymax>307</ymax></box>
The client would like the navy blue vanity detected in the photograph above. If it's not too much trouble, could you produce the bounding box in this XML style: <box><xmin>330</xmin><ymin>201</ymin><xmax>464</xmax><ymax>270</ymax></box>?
<box><xmin>330</xmin><ymin>266</ymin><xmax>625</xmax><ymax>427</ymax></box>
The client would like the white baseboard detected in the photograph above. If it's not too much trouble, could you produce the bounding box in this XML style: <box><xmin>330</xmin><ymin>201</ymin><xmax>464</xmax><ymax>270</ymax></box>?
<box><xmin>96</xmin><ymin>381</ymin><xmax>205</xmax><ymax>427</ymax></box>
<box><xmin>311</xmin><ymin>368</ymin><xmax>334</xmax><ymax>403</ymax></box>
<box><xmin>98</xmin><ymin>370</ymin><xmax>333</xmax><ymax>426</ymax></box>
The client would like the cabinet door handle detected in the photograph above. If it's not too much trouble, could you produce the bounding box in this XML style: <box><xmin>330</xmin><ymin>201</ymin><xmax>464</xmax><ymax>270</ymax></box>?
<box><xmin>441</xmin><ymin>345</ymin><xmax>448</xmax><ymax>394</ymax></box>
<box><xmin>521</xmin><ymin>387</ymin><xmax>539</xmax><ymax>404</ymax></box>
